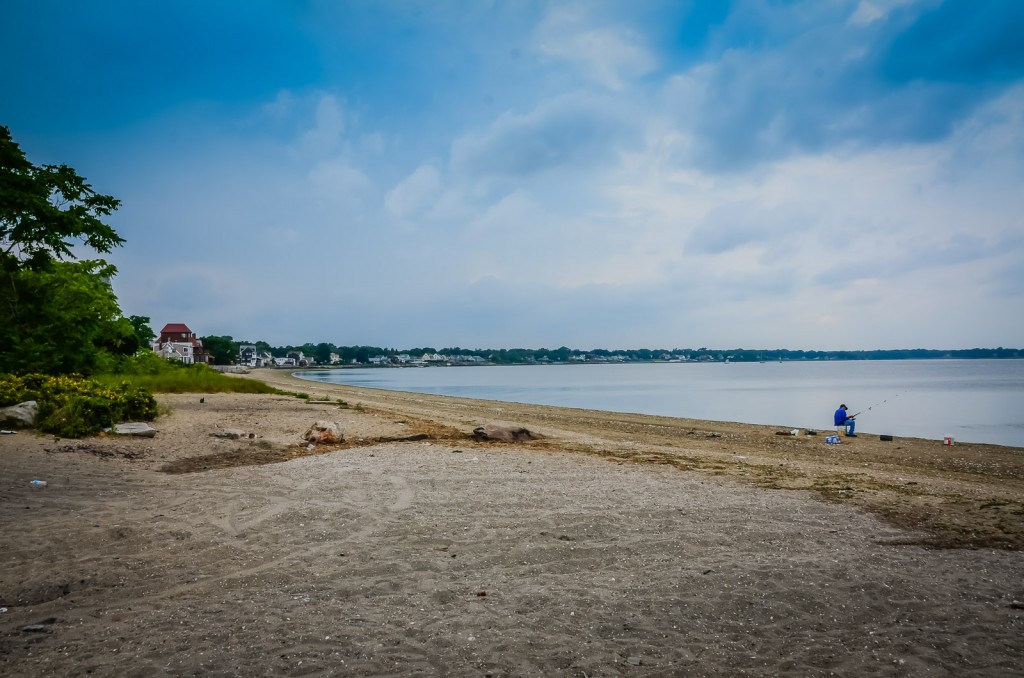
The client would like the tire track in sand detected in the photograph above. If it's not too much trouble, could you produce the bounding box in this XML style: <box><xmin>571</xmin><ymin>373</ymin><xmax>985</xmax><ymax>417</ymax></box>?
<box><xmin>144</xmin><ymin>464</ymin><xmax>417</xmax><ymax>603</ymax></box>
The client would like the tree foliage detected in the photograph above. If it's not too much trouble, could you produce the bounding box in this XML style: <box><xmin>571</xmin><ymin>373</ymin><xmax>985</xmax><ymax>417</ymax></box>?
<box><xmin>199</xmin><ymin>335</ymin><xmax>239</xmax><ymax>365</ymax></box>
<box><xmin>0</xmin><ymin>260</ymin><xmax>139</xmax><ymax>374</ymax></box>
<box><xmin>1</xmin><ymin>126</ymin><xmax>124</xmax><ymax>271</ymax></box>
<box><xmin>313</xmin><ymin>342</ymin><xmax>333</xmax><ymax>364</ymax></box>
<box><xmin>128</xmin><ymin>315</ymin><xmax>156</xmax><ymax>348</ymax></box>
<box><xmin>0</xmin><ymin>126</ymin><xmax>135</xmax><ymax>376</ymax></box>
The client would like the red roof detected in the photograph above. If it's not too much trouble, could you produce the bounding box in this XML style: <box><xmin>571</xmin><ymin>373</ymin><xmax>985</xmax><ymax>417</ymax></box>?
<box><xmin>159</xmin><ymin>323</ymin><xmax>193</xmax><ymax>334</ymax></box>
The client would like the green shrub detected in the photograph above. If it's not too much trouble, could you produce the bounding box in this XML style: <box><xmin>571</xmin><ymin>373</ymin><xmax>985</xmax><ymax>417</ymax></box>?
<box><xmin>38</xmin><ymin>396</ymin><xmax>114</xmax><ymax>438</ymax></box>
<box><xmin>0</xmin><ymin>373</ymin><xmax>158</xmax><ymax>438</ymax></box>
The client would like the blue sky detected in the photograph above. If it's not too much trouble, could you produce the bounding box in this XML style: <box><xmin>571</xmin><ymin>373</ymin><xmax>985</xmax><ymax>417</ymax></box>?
<box><xmin>3</xmin><ymin>0</ymin><xmax>1023</xmax><ymax>350</ymax></box>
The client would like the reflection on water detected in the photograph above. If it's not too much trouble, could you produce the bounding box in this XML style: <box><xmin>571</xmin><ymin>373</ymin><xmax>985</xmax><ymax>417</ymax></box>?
<box><xmin>295</xmin><ymin>360</ymin><xmax>1024</xmax><ymax>447</ymax></box>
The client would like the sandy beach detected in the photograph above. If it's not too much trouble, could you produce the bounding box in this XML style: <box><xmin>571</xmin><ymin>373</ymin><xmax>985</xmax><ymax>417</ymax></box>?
<box><xmin>2</xmin><ymin>368</ymin><xmax>1023</xmax><ymax>676</ymax></box>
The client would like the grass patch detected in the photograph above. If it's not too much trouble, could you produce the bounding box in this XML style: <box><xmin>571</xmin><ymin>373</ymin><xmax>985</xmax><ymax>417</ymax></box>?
<box><xmin>94</xmin><ymin>352</ymin><xmax>284</xmax><ymax>395</ymax></box>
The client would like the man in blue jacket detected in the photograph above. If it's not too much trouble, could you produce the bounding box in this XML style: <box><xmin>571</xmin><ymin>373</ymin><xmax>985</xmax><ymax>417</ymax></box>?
<box><xmin>834</xmin><ymin>404</ymin><xmax>856</xmax><ymax>437</ymax></box>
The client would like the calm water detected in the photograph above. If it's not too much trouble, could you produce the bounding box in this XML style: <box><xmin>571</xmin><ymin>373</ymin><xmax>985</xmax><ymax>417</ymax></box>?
<box><xmin>295</xmin><ymin>360</ymin><xmax>1024</xmax><ymax>447</ymax></box>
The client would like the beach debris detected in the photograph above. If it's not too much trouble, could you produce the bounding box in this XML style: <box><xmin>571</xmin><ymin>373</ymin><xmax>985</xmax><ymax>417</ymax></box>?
<box><xmin>105</xmin><ymin>422</ymin><xmax>158</xmax><ymax>438</ymax></box>
<box><xmin>472</xmin><ymin>424</ymin><xmax>537</xmax><ymax>443</ymax></box>
<box><xmin>1</xmin><ymin>400</ymin><xmax>38</xmax><ymax>429</ymax></box>
<box><xmin>303</xmin><ymin>421</ymin><xmax>343</xmax><ymax>445</ymax></box>
<box><xmin>880</xmin><ymin>435</ymin><xmax>894</xmax><ymax>441</ymax></box>
<box><xmin>825</xmin><ymin>436</ymin><xmax>841</xmax><ymax>444</ymax></box>
<box><xmin>627</xmin><ymin>656</ymin><xmax>643</xmax><ymax>666</ymax></box>
<box><xmin>29</xmin><ymin>480</ymin><xmax>47</xmax><ymax>490</ymax></box>
<box><xmin>21</xmin><ymin>617</ymin><xmax>57</xmax><ymax>633</ymax></box>
<box><xmin>1</xmin><ymin>429</ymin><xmax>16</xmax><ymax>434</ymax></box>
<box><xmin>211</xmin><ymin>428</ymin><xmax>252</xmax><ymax>440</ymax></box>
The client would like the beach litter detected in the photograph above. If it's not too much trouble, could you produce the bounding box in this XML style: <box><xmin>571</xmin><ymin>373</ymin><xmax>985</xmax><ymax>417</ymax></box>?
<box><xmin>825</xmin><ymin>436</ymin><xmax>841</xmax><ymax>444</ymax></box>
<box><xmin>473</xmin><ymin>424</ymin><xmax>537</xmax><ymax>442</ymax></box>
<box><xmin>29</xmin><ymin>479</ymin><xmax>48</xmax><ymax>490</ymax></box>
<box><xmin>20</xmin><ymin>618</ymin><xmax>57</xmax><ymax>633</ymax></box>
<box><xmin>303</xmin><ymin>421</ymin><xmax>343</xmax><ymax>445</ymax></box>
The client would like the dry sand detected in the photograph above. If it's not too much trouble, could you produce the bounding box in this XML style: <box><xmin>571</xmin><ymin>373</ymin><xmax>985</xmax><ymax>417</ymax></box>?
<box><xmin>1</xmin><ymin>368</ymin><xmax>1023</xmax><ymax>676</ymax></box>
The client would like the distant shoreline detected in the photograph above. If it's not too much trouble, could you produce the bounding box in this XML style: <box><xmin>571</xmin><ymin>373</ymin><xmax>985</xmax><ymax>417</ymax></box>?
<box><xmin>274</xmin><ymin>354</ymin><xmax>1024</xmax><ymax>370</ymax></box>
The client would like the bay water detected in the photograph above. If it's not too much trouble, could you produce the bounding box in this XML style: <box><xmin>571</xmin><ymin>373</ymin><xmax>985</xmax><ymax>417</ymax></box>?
<box><xmin>295</xmin><ymin>359</ymin><xmax>1024</xmax><ymax>447</ymax></box>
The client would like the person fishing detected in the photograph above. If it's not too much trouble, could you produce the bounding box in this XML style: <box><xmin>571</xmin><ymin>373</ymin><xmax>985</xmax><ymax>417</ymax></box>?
<box><xmin>834</xmin><ymin>404</ymin><xmax>856</xmax><ymax>437</ymax></box>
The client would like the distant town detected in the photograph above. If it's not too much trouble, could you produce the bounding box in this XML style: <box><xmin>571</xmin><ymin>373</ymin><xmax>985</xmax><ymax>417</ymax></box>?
<box><xmin>150</xmin><ymin>323</ymin><xmax>1023</xmax><ymax>368</ymax></box>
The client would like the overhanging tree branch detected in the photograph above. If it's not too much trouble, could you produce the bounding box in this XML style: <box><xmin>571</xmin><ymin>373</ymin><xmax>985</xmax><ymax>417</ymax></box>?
<box><xmin>1</xmin><ymin>125</ymin><xmax>124</xmax><ymax>270</ymax></box>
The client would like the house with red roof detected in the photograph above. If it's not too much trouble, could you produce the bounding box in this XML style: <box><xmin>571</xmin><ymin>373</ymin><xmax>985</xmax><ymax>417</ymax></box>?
<box><xmin>153</xmin><ymin>323</ymin><xmax>213</xmax><ymax>364</ymax></box>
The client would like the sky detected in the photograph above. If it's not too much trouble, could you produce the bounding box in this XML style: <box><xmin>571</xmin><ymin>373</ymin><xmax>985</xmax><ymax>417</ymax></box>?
<box><xmin>3</xmin><ymin>0</ymin><xmax>1023</xmax><ymax>351</ymax></box>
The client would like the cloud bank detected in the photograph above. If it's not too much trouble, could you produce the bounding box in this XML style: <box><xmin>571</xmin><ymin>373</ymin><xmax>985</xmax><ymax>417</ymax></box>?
<box><xmin>2</xmin><ymin>0</ymin><xmax>1022</xmax><ymax>349</ymax></box>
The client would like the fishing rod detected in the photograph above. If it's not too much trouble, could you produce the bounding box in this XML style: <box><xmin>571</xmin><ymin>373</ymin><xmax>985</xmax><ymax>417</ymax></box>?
<box><xmin>850</xmin><ymin>392</ymin><xmax>904</xmax><ymax>418</ymax></box>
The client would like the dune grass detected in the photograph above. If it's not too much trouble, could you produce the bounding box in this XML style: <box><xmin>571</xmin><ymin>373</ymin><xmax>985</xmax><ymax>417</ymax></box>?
<box><xmin>96</xmin><ymin>353</ymin><xmax>284</xmax><ymax>395</ymax></box>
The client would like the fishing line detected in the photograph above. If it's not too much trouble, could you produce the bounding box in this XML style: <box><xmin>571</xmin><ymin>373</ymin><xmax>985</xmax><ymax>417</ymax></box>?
<box><xmin>851</xmin><ymin>391</ymin><xmax>905</xmax><ymax>418</ymax></box>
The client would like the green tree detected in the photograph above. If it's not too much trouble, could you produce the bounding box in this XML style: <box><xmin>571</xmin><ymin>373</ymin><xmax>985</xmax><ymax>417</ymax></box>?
<box><xmin>128</xmin><ymin>315</ymin><xmax>156</xmax><ymax>348</ymax></box>
<box><xmin>0</xmin><ymin>127</ymin><xmax>134</xmax><ymax>375</ymax></box>
<box><xmin>1</xmin><ymin>126</ymin><xmax>123</xmax><ymax>271</ymax></box>
<box><xmin>313</xmin><ymin>342</ymin><xmax>333</xmax><ymax>365</ymax></box>
<box><xmin>200</xmin><ymin>335</ymin><xmax>239</xmax><ymax>365</ymax></box>
<box><xmin>550</xmin><ymin>346</ymin><xmax>571</xmax><ymax>362</ymax></box>
<box><xmin>0</xmin><ymin>260</ymin><xmax>137</xmax><ymax>374</ymax></box>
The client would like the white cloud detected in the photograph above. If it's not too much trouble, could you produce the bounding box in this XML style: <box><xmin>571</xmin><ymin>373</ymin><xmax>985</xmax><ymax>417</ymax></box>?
<box><xmin>847</xmin><ymin>0</ymin><xmax>918</xmax><ymax>27</ymax></box>
<box><xmin>74</xmin><ymin>4</ymin><xmax>1024</xmax><ymax>349</ymax></box>
<box><xmin>535</xmin><ymin>8</ymin><xmax>655</xmax><ymax>90</ymax></box>
<box><xmin>307</xmin><ymin>160</ymin><xmax>373</xmax><ymax>207</ymax></box>
<box><xmin>449</xmin><ymin>92</ymin><xmax>635</xmax><ymax>188</ymax></box>
<box><xmin>385</xmin><ymin>165</ymin><xmax>442</xmax><ymax>220</ymax></box>
<box><xmin>297</xmin><ymin>93</ymin><xmax>347</xmax><ymax>158</ymax></box>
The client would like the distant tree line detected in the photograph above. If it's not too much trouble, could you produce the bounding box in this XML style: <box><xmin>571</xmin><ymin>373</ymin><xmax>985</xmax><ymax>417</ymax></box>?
<box><xmin>193</xmin><ymin>337</ymin><xmax>1024</xmax><ymax>366</ymax></box>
